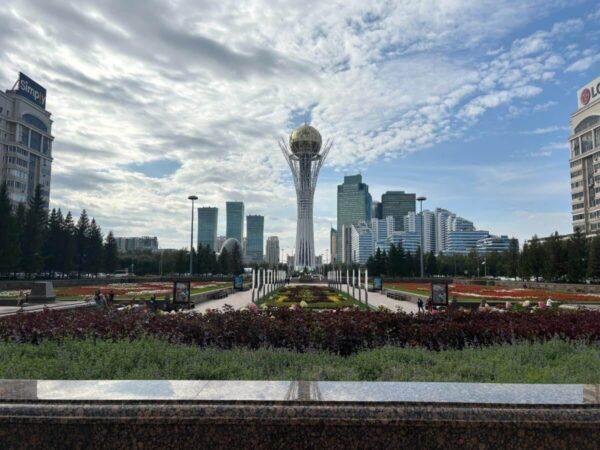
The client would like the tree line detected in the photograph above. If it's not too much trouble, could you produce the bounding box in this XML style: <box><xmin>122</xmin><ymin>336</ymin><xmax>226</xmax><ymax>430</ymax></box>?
<box><xmin>331</xmin><ymin>230</ymin><xmax>600</xmax><ymax>283</ymax></box>
<box><xmin>0</xmin><ymin>182</ymin><xmax>248</xmax><ymax>277</ymax></box>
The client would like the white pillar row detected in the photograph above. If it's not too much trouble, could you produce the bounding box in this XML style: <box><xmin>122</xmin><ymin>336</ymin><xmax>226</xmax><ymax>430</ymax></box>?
<box><xmin>358</xmin><ymin>269</ymin><xmax>362</xmax><ymax>303</ymax></box>
<box><xmin>364</xmin><ymin>269</ymin><xmax>369</xmax><ymax>307</ymax></box>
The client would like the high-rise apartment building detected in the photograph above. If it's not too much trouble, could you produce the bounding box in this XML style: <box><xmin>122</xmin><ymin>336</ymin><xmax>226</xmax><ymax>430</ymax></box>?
<box><xmin>0</xmin><ymin>73</ymin><xmax>53</xmax><ymax>208</ymax></box>
<box><xmin>197</xmin><ymin>207</ymin><xmax>218</xmax><ymax>251</ymax></box>
<box><xmin>329</xmin><ymin>228</ymin><xmax>337</xmax><ymax>265</ymax></box>
<box><xmin>226</xmin><ymin>201</ymin><xmax>244</xmax><ymax>243</ymax></box>
<box><xmin>446</xmin><ymin>230</ymin><xmax>490</xmax><ymax>255</ymax></box>
<box><xmin>246</xmin><ymin>215</ymin><xmax>264</xmax><ymax>263</ymax></box>
<box><xmin>351</xmin><ymin>222</ymin><xmax>373</xmax><ymax>265</ymax></box>
<box><xmin>570</xmin><ymin>75</ymin><xmax>600</xmax><ymax>234</ymax></box>
<box><xmin>371</xmin><ymin>216</ymin><xmax>394</xmax><ymax>244</ymax></box>
<box><xmin>404</xmin><ymin>210</ymin><xmax>435</xmax><ymax>254</ymax></box>
<box><xmin>371</xmin><ymin>201</ymin><xmax>382</xmax><ymax>220</ymax></box>
<box><xmin>434</xmin><ymin>208</ymin><xmax>453</xmax><ymax>254</ymax></box>
<box><xmin>381</xmin><ymin>191</ymin><xmax>415</xmax><ymax>231</ymax></box>
<box><xmin>115</xmin><ymin>236</ymin><xmax>159</xmax><ymax>253</ymax></box>
<box><xmin>266</xmin><ymin>236</ymin><xmax>280</xmax><ymax>266</ymax></box>
<box><xmin>336</xmin><ymin>174</ymin><xmax>372</xmax><ymax>261</ymax></box>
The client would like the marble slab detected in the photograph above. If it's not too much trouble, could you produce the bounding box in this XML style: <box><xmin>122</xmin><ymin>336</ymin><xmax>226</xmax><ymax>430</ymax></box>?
<box><xmin>1</xmin><ymin>379</ymin><xmax>598</xmax><ymax>404</ymax></box>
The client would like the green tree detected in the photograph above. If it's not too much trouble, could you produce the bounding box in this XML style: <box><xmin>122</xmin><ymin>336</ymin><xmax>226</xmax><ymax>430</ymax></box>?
<box><xmin>218</xmin><ymin>248</ymin><xmax>229</xmax><ymax>274</ymax></box>
<box><xmin>505</xmin><ymin>238</ymin><xmax>520</xmax><ymax>278</ymax></box>
<box><xmin>543</xmin><ymin>232</ymin><xmax>566</xmax><ymax>282</ymax></box>
<box><xmin>86</xmin><ymin>219</ymin><xmax>104</xmax><ymax>275</ymax></box>
<box><xmin>525</xmin><ymin>236</ymin><xmax>545</xmax><ymax>281</ymax></box>
<box><xmin>43</xmin><ymin>208</ymin><xmax>62</xmax><ymax>276</ymax></box>
<box><xmin>425</xmin><ymin>252</ymin><xmax>437</xmax><ymax>276</ymax></box>
<box><xmin>14</xmin><ymin>202</ymin><xmax>26</xmax><ymax>275</ymax></box>
<box><xmin>104</xmin><ymin>231</ymin><xmax>118</xmax><ymax>274</ymax></box>
<box><xmin>75</xmin><ymin>210</ymin><xmax>90</xmax><ymax>277</ymax></box>
<box><xmin>0</xmin><ymin>182</ymin><xmax>19</xmax><ymax>275</ymax></box>
<box><xmin>229</xmin><ymin>242</ymin><xmax>243</xmax><ymax>275</ymax></box>
<box><xmin>566</xmin><ymin>228</ymin><xmax>587</xmax><ymax>283</ymax></box>
<box><xmin>61</xmin><ymin>211</ymin><xmax>76</xmax><ymax>275</ymax></box>
<box><xmin>21</xmin><ymin>185</ymin><xmax>46</xmax><ymax>276</ymax></box>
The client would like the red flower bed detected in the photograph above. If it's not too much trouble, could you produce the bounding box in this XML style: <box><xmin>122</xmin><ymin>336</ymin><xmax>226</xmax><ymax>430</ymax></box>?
<box><xmin>388</xmin><ymin>282</ymin><xmax>600</xmax><ymax>303</ymax></box>
<box><xmin>1</xmin><ymin>308</ymin><xmax>598</xmax><ymax>355</ymax></box>
<box><xmin>55</xmin><ymin>282</ymin><xmax>220</xmax><ymax>298</ymax></box>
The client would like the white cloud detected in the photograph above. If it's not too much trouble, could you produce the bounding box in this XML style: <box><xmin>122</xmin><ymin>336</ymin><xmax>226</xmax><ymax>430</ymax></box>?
<box><xmin>0</xmin><ymin>0</ymin><xmax>589</xmax><ymax>254</ymax></box>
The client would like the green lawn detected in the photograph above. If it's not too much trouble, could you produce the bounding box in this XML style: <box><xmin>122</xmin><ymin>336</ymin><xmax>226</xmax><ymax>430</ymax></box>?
<box><xmin>1</xmin><ymin>338</ymin><xmax>598</xmax><ymax>383</ymax></box>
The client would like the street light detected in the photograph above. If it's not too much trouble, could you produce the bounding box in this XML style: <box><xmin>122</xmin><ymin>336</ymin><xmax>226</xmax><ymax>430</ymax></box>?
<box><xmin>417</xmin><ymin>196</ymin><xmax>427</xmax><ymax>278</ymax></box>
<box><xmin>187</xmin><ymin>195</ymin><xmax>198</xmax><ymax>275</ymax></box>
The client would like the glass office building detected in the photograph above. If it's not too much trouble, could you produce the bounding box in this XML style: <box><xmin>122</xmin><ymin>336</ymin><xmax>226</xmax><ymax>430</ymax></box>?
<box><xmin>446</xmin><ymin>230</ymin><xmax>490</xmax><ymax>255</ymax></box>
<box><xmin>246</xmin><ymin>215</ymin><xmax>264</xmax><ymax>262</ymax></box>
<box><xmin>197</xmin><ymin>207</ymin><xmax>218</xmax><ymax>251</ymax></box>
<box><xmin>381</xmin><ymin>191</ymin><xmax>415</xmax><ymax>231</ymax></box>
<box><xmin>476</xmin><ymin>235</ymin><xmax>514</xmax><ymax>254</ymax></box>
<box><xmin>226</xmin><ymin>201</ymin><xmax>244</xmax><ymax>244</ymax></box>
<box><xmin>336</xmin><ymin>174</ymin><xmax>372</xmax><ymax>262</ymax></box>
<box><xmin>266</xmin><ymin>236</ymin><xmax>279</xmax><ymax>265</ymax></box>
<box><xmin>351</xmin><ymin>222</ymin><xmax>373</xmax><ymax>265</ymax></box>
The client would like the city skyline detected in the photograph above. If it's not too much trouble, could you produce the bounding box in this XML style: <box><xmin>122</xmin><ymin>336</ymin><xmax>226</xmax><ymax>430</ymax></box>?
<box><xmin>1</xmin><ymin>1</ymin><xmax>599</xmax><ymax>260</ymax></box>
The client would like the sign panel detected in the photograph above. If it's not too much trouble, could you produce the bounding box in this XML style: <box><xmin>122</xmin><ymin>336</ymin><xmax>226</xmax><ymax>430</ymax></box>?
<box><xmin>172</xmin><ymin>281</ymin><xmax>190</xmax><ymax>303</ymax></box>
<box><xmin>577</xmin><ymin>76</ymin><xmax>600</xmax><ymax>109</ymax></box>
<box><xmin>234</xmin><ymin>275</ymin><xmax>244</xmax><ymax>290</ymax></box>
<box><xmin>373</xmin><ymin>277</ymin><xmax>383</xmax><ymax>291</ymax></box>
<box><xmin>431</xmin><ymin>282</ymin><xmax>449</xmax><ymax>306</ymax></box>
<box><xmin>16</xmin><ymin>73</ymin><xmax>46</xmax><ymax>109</ymax></box>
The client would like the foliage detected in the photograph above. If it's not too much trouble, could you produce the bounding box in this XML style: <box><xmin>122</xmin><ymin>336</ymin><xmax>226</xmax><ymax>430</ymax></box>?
<box><xmin>0</xmin><ymin>338</ymin><xmax>598</xmax><ymax>383</ymax></box>
<box><xmin>1</xmin><ymin>307</ymin><xmax>599</xmax><ymax>355</ymax></box>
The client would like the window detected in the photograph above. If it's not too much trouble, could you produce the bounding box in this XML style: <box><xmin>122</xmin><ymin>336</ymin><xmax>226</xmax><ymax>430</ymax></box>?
<box><xmin>21</xmin><ymin>113</ymin><xmax>48</xmax><ymax>132</ymax></box>
<box><xmin>42</xmin><ymin>137</ymin><xmax>50</xmax><ymax>155</ymax></box>
<box><xmin>572</xmin><ymin>192</ymin><xmax>584</xmax><ymax>199</ymax></box>
<box><xmin>573</xmin><ymin>213</ymin><xmax>585</xmax><ymax>221</ymax></box>
<box><xmin>571</xmin><ymin>138</ymin><xmax>580</xmax><ymax>157</ymax></box>
<box><xmin>572</xmin><ymin>203</ymin><xmax>585</xmax><ymax>211</ymax></box>
<box><xmin>574</xmin><ymin>115</ymin><xmax>600</xmax><ymax>134</ymax></box>
<box><xmin>595</xmin><ymin>127</ymin><xmax>600</xmax><ymax>148</ymax></box>
<box><xmin>20</xmin><ymin>126</ymin><xmax>29</xmax><ymax>146</ymax></box>
<box><xmin>29</xmin><ymin>130</ymin><xmax>41</xmax><ymax>151</ymax></box>
<box><xmin>582</xmin><ymin>131</ymin><xmax>593</xmax><ymax>153</ymax></box>
<box><xmin>571</xmin><ymin>170</ymin><xmax>582</xmax><ymax>178</ymax></box>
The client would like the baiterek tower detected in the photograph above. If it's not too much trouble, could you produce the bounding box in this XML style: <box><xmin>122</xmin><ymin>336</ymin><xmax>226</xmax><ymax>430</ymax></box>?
<box><xmin>279</xmin><ymin>124</ymin><xmax>332</xmax><ymax>271</ymax></box>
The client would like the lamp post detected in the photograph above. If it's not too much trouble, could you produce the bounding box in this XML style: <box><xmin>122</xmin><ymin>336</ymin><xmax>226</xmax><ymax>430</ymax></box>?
<box><xmin>187</xmin><ymin>195</ymin><xmax>198</xmax><ymax>275</ymax></box>
<box><xmin>417</xmin><ymin>196</ymin><xmax>427</xmax><ymax>278</ymax></box>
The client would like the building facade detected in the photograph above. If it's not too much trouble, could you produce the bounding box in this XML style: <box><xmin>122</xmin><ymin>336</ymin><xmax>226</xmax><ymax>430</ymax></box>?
<box><xmin>387</xmin><ymin>231</ymin><xmax>421</xmax><ymax>254</ymax></box>
<box><xmin>476</xmin><ymin>235</ymin><xmax>513</xmax><ymax>254</ymax></box>
<box><xmin>336</xmin><ymin>174</ymin><xmax>372</xmax><ymax>261</ymax></box>
<box><xmin>381</xmin><ymin>191</ymin><xmax>415</xmax><ymax>231</ymax></box>
<box><xmin>115</xmin><ymin>236</ymin><xmax>159</xmax><ymax>253</ymax></box>
<box><xmin>329</xmin><ymin>227</ymin><xmax>337</xmax><ymax>265</ymax></box>
<box><xmin>0</xmin><ymin>73</ymin><xmax>53</xmax><ymax>208</ymax></box>
<box><xmin>197</xmin><ymin>207</ymin><xmax>218</xmax><ymax>251</ymax></box>
<box><xmin>371</xmin><ymin>200</ymin><xmax>382</xmax><ymax>220</ymax></box>
<box><xmin>246</xmin><ymin>215</ymin><xmax>264</xmax><ymax>263</ymax></box>
<box><xmin>351</xmin><ymin>222</ymin><xmax>373</xmax><ymax>265</ymax></box>
<box><xmin>371</xmin><ymin>216</ymin><xmax>394</xmax><ymax>245</ymax></box>
<box><xmin>446</xmin><ymin>230</ymin><xmax>490</xmax><ymax>255</ymax></box>
<box><xmin>226</xmin><ymin>201</ymin><xmax>244</xmax><ymax>244</ymax></box>
<box><xmin>266</xmin><ymin>236</ymin><xmax>280</xmax><ymax>266</ymax></box>
<box><xmin>570</xmin><ymin>75</ymin><xmax>600</xmax><ymax>235</ymax></box>
<box><xmin>341</xmin><ymin>224</ymin><xmax>353</xmax><ymax>264</ymax></box>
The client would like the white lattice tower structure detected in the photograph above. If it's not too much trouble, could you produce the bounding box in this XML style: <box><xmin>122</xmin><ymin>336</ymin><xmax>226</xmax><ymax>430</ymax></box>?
<box><xmin>279</xmin><ymin>124</ymin><xmax>332</xmax><ymax>271</ymax></box>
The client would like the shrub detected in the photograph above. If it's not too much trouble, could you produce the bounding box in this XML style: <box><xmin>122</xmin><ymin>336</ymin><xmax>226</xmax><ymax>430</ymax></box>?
<box><xmin>1</xmin><ymin>307</ymin><xmax>599</xmax><ymax>355</ymax></box>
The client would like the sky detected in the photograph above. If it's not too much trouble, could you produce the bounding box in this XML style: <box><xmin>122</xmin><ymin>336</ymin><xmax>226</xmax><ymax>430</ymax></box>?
<box><xmin>1</xmin><ymin>0</ymin><xmax>599</xmax><ymax>261</ymax></box>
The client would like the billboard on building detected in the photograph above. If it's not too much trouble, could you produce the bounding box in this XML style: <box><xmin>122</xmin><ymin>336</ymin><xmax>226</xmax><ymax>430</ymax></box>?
<box><xmin>577</xmin><ymin>76</ymin><xmax>600</xmax><ymax>109</ymax></box>
<box><xmin>16</xmin><ymin>72</ymin><xmax>46</xmax><ymax>109</ymax></box>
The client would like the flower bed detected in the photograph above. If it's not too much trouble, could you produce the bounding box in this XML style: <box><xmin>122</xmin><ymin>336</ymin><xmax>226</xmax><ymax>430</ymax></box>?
<box><xmin>387</xmin><ymin>282</ymin><xmax>600</xmax><ymax>303</ymax></box>
<box><xmin>54</xmin><ymin>282</ymin><xmax>227</xmax><ymax>299</ymax></box>
<box><xmin>263</xmin><ymin>286</ymin><xmax>360</xmax><ymax>309</ymax></box>
<box><xmin>1</xmin><ymin>307</ymin><xmax>598</xmax><ymax>355</ymax></box>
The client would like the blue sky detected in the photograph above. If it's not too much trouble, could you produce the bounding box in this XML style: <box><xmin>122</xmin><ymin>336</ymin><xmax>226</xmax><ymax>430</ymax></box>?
<box><xmin>0</xmin><ymin>0</ymin><xmax>599</xmax><ymax>259</ymax></box>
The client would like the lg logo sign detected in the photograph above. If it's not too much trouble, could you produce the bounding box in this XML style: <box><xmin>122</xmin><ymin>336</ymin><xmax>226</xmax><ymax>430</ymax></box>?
<box><xmin>580</xmin><ymin>87</ymin><xmax>591</xmax><ymax>106</ymax></box>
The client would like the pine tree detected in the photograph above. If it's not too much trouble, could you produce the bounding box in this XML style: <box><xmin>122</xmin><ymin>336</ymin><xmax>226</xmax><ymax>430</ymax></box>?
<box><xmin>586</xmin><ymin>235</ymin><xmax>600</xmax><ymax>280</ymax></box>
<box><xmin>62</xmin><ymin>211</ymin><xmax>76</xmax><ymax>276</ymax></box>
<box><xmin>425</xmin><ymin>252</ymin><xmax>437</xmax><ymax>276</ymax></box>
<box><xmin>86</xmin><ymin>219</ymin><xmax>104</xmax><ymax>275</ymax></box>
<box><xmin>230</xmin><ymin>242</ymin><xmax>243</xmax><ymax>275</ymax></box>
<box><xmin>21</xmin><ymin>185</ymin><xmax>47</xmax><ymax>276</ymax></box>
<box><xmin>567</xmin><ymin>228</ymin><xmax>587</xmax><ymax>283</ymax></box>
<box><xmin>75</xmin><ymin>210</ymin><xmax>90</xmax><ymax>277</ymax></box>
<box><xmin>14</xmin><ymin>203</ymin><xmax>26</xmax><ymax>275</ymax></box>
<box><xmin>43</xmin><ymin>208</ymin><xmax>61</xmax><ymax>276</ymax></box>
<box><xmin>544</xmin><ymin>232</ymin><xmax>566</xmax><ymax>282</ymax></box>
<box><xmin>0</xmin><ymin>183</ymin><xmax>19</xmax><ymax>275</ymax></box>
<box><xmin>218</xmin><ymin>248</ymin><xmax>229</xmax><ymax>274</ymax></box>
<box><xmin>104</xmin><ymin>231</ymin><xmax>118</xmax><ymax>274</ymax></box>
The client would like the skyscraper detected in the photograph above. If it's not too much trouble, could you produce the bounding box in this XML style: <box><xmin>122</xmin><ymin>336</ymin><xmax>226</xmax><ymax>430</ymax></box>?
<box><xmin>197</xmin><ymin>207</ymin><xmax>218</xmax><ymax>251</ymax></box>
<box><xmin>336</xmin><ymin>174</ymin><xmax>372</xmax><ymax>262</ymax></box>
<box><xmin>351</xmin><ymin>222</ymin><xmax>373</xmax><ymax>265</ymax></box>
<box><xmin>570</xmin><ymin>75</ymin><xmax>600</xmax><ymax>235</ymax></box>
<box><xmin>0</xmin><ymin>73</ymin><xmax>53</xmax><ymax>208</ymax></box>
<box><xmin>226</xmin><ymin>201</ymin><xmax>244</xmax><ymax>244</ymax></box>
<box><xmin>404</xmin><ymin>210</ymin><xmax>436</xmax><ymax>254</ymax></box>
<box><xmin>329</xmin><ymin>228</ymin><xmax>337</xmax><ymax>265</ymax></box>
<box><xmin>266</xmin><ymin>236</ymin><xmax>280</xmax><ymax>266</ymax></box>
<box><xmin>246</xmin><ymin>215</ymin><xmax>264</xmax><ymax>263</ymax></box>
<box><xmin>279</xmin><ymin>124</ymin><xmax>332</xmax><ymax>270</ymax></box>
<box><xmin>381</xmin><ymin>191</ymin><xmax>416</xmax><ymax>231</ymax></box>
<box><xmin>371</xmin><ymin>201</ymin><xmax>382</xmax><ymax>220</ymax></box>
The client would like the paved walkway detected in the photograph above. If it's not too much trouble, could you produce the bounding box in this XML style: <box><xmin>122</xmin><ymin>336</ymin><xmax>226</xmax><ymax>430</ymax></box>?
<box><xmin>0</xmin><ymin>300</ymin><xmax>92</xmax><ymax>317</ymax></box>
<box><xmin>192</xmin><ymin>288</ymin><xmax>257</xmax><ymax>313</ymax></box>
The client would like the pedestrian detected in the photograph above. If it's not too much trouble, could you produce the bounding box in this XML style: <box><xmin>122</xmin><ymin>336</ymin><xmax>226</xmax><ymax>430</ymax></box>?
<box><xmin>417</xmin><ymin>298</ymin><xmax>424</xmax><ymax>313</ymax></box>
<box><xmin>108</xmin><ymin>290</ymin><xmax>115</xmax><ymax>306</ymax></box>
<box><xmin>98</xmin><ymin>292</ymin><xmax>108</xmax><ymax>309</ymax></box>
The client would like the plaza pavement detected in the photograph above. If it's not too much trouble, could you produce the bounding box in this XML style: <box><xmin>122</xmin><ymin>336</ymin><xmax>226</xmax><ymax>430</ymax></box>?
<box><xmin>0</xmin><ymin>300</ymin><xmax>92</xmax><ymax>317</ymax></box>
<box><xmin>192</xmin><ymin>283</ymin><xmax>420</xmax><ymax>314</ymax></box>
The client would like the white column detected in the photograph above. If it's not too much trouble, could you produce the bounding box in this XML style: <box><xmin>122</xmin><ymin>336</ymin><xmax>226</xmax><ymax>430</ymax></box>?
<box><xmin>358</xmin><ymin>269</ymin><xmax>362</xmax><ymax>303</ymax></box>
<box><xmin>352</xmin><ymin>269</ymin><xmax>355</xmax><ymax>299</ymax></box>
<box><xmin>364</xmin><ymin>269</ymin><xmax>369</xmax><ymax>307</ymax></box>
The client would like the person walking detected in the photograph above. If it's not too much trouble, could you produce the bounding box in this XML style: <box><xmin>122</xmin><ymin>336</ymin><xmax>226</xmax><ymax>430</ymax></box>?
<box><xmin>417</xmin><ymin>298</ymin><xmax>424</xmax><ymax>313</ymax></box>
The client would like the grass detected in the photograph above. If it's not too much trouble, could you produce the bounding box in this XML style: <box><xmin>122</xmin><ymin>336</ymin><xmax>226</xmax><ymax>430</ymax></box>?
<box><xmin>0</xmin><ymin>338</ymin><xmax>598</xmax><ymax>383</ymax></box>
<box><xmin>257</xmin><ymin>287</ymin><xmax>368</xmax><ymax>310</ymax></box>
